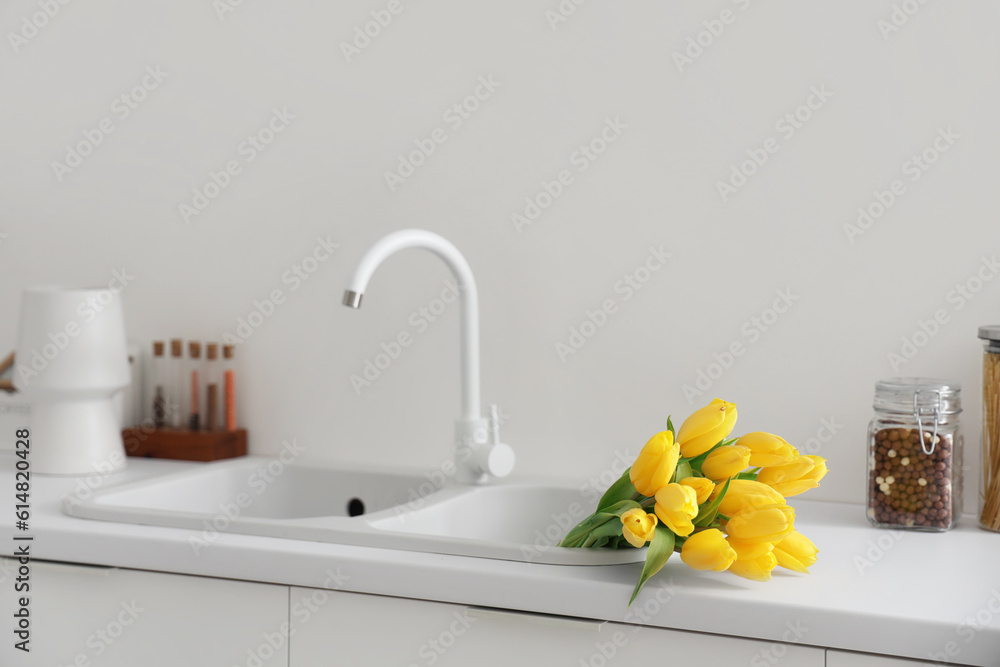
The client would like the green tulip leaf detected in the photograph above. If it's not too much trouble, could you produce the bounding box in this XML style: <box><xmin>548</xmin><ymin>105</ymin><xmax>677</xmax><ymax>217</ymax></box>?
<box><xmin>628</xmin><ymin>524</ymin><xmax>675</xmax><ymax>606</ymax></box>
<box><xmin>673</xmin><ymin>459</ymin><xmax>693</xmax><ymax>483</ymax></box>
<box><xmin>694</xmin><ymin>477</ymin><xmax>732</xmax><ymax>527</ymax></box>
<box><xmin>734</xmin><ymin>471</ymin><xmax>759</xmax><ymax>481</ymax></box>
<box><xmin>666</xmin><ymin>416</ymin><xmax>675</xmax><ymax>437</ymax></box>
<box><xmin>597</xmin><ymin>468</ymin><xmax>638</xmax><ymax>512</ymax></box>
<box><xmin>582</xmin><ymin>516</ymin><xmax>631</xmax><ymax>547</ymax></box>
<box><xmin>560</xmin><ymin>512</ymin><xmax>614</xmax><ymax>547</ymax></box>
<box><xmin>560</xmin><ymin>501</ymin><xmax>642</xmax><ymax>548</ymax></box>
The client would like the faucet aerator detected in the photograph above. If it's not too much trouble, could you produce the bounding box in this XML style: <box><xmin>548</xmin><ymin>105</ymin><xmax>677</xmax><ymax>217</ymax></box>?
<box><xmin>342</xmin><ymin>290</ymin><xmax>363</xmax><ymax>309</ymax></box>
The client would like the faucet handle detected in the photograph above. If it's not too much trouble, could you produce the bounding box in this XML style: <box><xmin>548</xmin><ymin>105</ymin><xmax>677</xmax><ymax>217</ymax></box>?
<box><xmin>455</xmin><ymin>407</ymin><xmax>515</xmax><ymax>481</ymax></box>
<box><xmin>482</xmin><ymin>405</ymin><xmax>515</xmax><ymax>478</ymax></box>
<box><xmin>479</xmin><ymin>441</ymin><xmax>515</xmax><ymax>478</ymax></box>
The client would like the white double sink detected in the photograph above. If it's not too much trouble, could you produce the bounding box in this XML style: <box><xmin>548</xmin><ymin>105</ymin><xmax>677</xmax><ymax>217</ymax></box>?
<box><xmin>64</xmin><ymin>457</ymin><xmax>644</xmax><ymax>566</ymax></box>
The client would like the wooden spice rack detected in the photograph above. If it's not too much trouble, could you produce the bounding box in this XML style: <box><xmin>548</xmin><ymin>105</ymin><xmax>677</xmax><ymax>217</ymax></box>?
<box><xmin>122</xmin><ymin>427</ymin><xmax>247</xmax><ymax>462</ymax></box>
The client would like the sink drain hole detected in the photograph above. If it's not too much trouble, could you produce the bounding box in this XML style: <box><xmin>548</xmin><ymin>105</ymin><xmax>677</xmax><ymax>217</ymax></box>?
<box><xmin>347</xmin><ymin>498</ymin><xmax>365</xmax><ymax>517</ymax></box>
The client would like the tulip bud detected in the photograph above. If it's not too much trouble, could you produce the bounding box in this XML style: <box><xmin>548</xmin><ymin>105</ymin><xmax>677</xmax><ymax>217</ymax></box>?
<box><xmin>773</xmin><ymin>530</ymin><xmax>818</xmax><ymax>573</ymax></box>
<box><xmin>715</xmin><ymin>479</ymin><xmax>786</xmax><ymax>517</ymax></box>
<box><xmin>726</xmin><ymin>537</ymin><xmax>777</xmax><ymax>582</ymax></box>
<box><xmin>735</xmin><ymin>431</ymin><xmax>798</xmax><ymax>468</ymax></box>
<box><xmin>701</xmin><ymin>445</ymin><xmax>751</xmax><ymax>481</ymax></box>
<box><xmin>725</xmin><ymin>503</ymin><xmax>795</xmax><ymax>544</ymax></box>
<box><xmin>654</xmin><ymin>483</ymin><xmax>699</xmax><ymax>537</ymax></box>
<box><xmin>679</xmin><ymin>476</ymin><xmax>715</xmax><ymax>505</ymax></box>
<box><xmin>680</xmin><ymin>528</ymin><xmax>736</xmax><ymax>572</ymax></box>
<box><xmin>620</xmin><ymin>508</ymin><xmax>658</xmax><ymax>548</ymax></box>
<box><xmin>757</xmin><ymin>455</ymin><xmax>828</xmax><ymax>497</ymax></box>
<box><xmin>630</xmin><ymin>431</ymin><xmax>680</xmax><ymax>497</ymax></box>
<box><xmin>676</xmin><ymin>398</ymin><xmax>738</xmax><ymax>458</ymax></box>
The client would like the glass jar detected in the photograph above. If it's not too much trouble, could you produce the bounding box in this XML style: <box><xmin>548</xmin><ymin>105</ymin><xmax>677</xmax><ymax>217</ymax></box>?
<box><xmin>866</xmin><ymin>378</ymin><xmax>962</xmax><ymax>531</ymax></box>
<box><xmin>978</xmin><ymin>326</ymin><xmax>1000</xmax><ymax>532</ymax></box>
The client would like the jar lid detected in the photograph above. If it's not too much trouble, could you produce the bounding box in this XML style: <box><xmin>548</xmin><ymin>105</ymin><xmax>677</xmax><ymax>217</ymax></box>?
<box><xmin>873</xmin><ymin>377</ymin><xmax>962</xmax><ymax>414</ymax></box>
<box><xmin>979</xmin><ymin>325</ymin><xmax>1000</xmax><ymax>342</ymax></box>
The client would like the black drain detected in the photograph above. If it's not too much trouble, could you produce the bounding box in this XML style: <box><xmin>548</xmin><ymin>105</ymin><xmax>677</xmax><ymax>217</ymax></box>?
<box><xmin>347</xmin><ymin>498</ymin><xmax>365</xmax><ymax>517</ymax></box>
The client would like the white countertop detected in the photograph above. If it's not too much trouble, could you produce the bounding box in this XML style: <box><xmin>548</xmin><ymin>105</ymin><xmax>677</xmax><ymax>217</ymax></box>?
<box><xmin>2</xmin><ymin>454</ymin><xmax>998</xmax><ymax>666</ymax></box>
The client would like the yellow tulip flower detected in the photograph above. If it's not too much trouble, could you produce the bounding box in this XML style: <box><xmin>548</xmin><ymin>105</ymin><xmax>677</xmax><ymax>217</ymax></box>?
<box><xmin>680</xmin><ymin>528</ymin><xmax>737</xmax><ymax>571</ymax></box>
<box><xmin>715</xmin><ymin>479</ymin><xmax>786</xmax><ymax>517</ymax></box>
<box><xmin>726</xmin><ymin>537</ymin><xmax>778</xmax><ymax>582</ymax></box>
<box><xmin>620</xmin><ymin>508</ymin><xmax>658</xmax><ymax>548</ymax></box>
<box><xmin>735</xmin><ymin>432</ymin><xmax>798</xmax><ymax>468</ymax></box>
<box><xmin>757</xmin><ymin>455</ymin><xmax>828</xmax><ymax>497</ymax></box>
<box><xmin>676</xmin><ymin>398</ymin><xmax>738</xmax><ymax>458</ymax></box>
<box><xmin>724</xmin><ymin>503</ymin><xmax>795</xmax><ymax>544</ymax></box>
<box><xmin>773</xmin><ymin>530</ymin><xmax>818</xmax><ymax>573</ymax></box>
<box><xmin>701</xmin><ymin>445</ymin><xmax>752</xmax><ymax>481</ymax></box>
<box><xmin>629</xmin><ymin>431</ymin><xmax>680</xmax><ymax>497</ymax></box>
<box><xmin>654</xmin><ymin>483</ymin><xmax>699</xmax><ymax>537</ymax></box>
<box><xmin>679</xmin><ymin>476</ymin><xmax>715</xmax><ymax>505</ymax></box>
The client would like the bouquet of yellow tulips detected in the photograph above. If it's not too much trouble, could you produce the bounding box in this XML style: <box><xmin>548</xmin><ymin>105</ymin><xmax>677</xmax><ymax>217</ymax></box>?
<box><xmin>560</xmin><ymin>398</ymin><xmax>828</xmax><ymax>605</ymax></box>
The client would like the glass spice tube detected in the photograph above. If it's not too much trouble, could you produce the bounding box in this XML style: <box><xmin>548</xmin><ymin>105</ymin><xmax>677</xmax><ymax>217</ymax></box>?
<box><xmin>168</xmin><ymin>338</ymin><xmax>184</xmax><ymax>428</ymax></box>
<box><xmin>151</xmin><ymin>341</ymin><xmax>166</xmax><ymax>428</ymax></box>
<box><xmin>205</xmin><ymin>343</ymin><xmax>221</xmax><ymax>431</ymax></box>
<box><xmin>978</xmin><ymin>326</ymin><xmax>1000</xmax><ymax>532</ymax></box>
<box><xmin>866</xmin><ymin>378</ymin><xmax>962</xmax><ymax>531</ymax></box>
<box><xmin>223</xmin><ymin>344</ymin><xmax>237</xmax><ymax>432</ymax></box>
<box><xmin>187</xmin><ymin>341</ymin><xmax>204</xmax><ymax>431</ymax></box>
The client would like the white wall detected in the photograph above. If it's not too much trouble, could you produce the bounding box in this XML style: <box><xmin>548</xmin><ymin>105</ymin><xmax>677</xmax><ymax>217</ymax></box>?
<box><xmin>1</xmin><ymin>0</ymin><xmax>997</xmax><ymax>512</ymax></box>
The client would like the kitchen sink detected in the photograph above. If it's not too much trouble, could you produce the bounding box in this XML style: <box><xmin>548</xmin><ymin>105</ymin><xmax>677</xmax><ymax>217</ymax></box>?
<box><xmin>64</xmin><ymin>457</ymin><xmax>645</xmax><ymax>566</ymax></box>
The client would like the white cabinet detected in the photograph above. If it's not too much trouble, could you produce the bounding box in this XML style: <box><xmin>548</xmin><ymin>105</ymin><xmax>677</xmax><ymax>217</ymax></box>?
<box><xmin>827</xmin><ymin>649</ymin><xmax>977</xmax><ymax>667</ymax></box>
<box><xmin>288</xmin><ymin>587</ymin><xmax>825</xmax><ymax>666</ymax></box>
<box><xmin>0</xmin><ymin>558</ymin><xmax>289</xmax><ymax>667</ymax></box>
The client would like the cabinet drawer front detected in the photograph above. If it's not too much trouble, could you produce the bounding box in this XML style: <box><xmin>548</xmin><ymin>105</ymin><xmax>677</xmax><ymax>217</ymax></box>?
<box><xmin>289</xmin><ymin>588</ymin><xmax>824</xmax><ymax>667</ymax></box>
<box><xmin>0</xmin><ymin>558</ymin><xmax>289</xmax><ymax>667</ymax></box>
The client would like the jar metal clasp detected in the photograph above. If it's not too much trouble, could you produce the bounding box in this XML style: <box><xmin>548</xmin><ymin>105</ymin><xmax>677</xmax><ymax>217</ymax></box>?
<box><xmin>913</xmin><ymin>389</ymin><xmax>942</xmax><ymax>455</ymax></box>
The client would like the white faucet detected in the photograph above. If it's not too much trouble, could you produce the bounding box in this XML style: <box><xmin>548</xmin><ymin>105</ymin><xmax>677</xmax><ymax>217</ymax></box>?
<box><xmin>343</xmin><ymin>229</ymin><xmax>514</xmax><ymax>483</ymax></box>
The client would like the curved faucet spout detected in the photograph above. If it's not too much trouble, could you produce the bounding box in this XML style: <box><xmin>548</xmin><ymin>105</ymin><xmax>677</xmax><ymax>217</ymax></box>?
<box><xmin>342</xmin><ymin>229</ymin><xmax>481</xmax><ymax>423</ymax></box>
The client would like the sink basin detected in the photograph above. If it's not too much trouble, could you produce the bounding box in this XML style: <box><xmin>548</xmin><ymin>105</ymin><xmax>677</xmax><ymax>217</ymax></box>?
<box><xmin>73</xmin><ymin>457</ymin><xmax>422</xmax><ymax>521</ymax></box>
<box><xmin>65</xmin><ymin>457</ymin><xmax>645</xmax><ymax>566</ymax></box>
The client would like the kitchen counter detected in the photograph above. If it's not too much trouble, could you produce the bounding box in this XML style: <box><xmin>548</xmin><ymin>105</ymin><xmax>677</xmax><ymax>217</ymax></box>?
<box><xmin>1</xmin><ymin>454</ymin><xmax>998</xmax><ymax>665</ymax></box>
